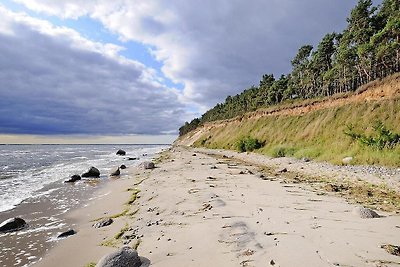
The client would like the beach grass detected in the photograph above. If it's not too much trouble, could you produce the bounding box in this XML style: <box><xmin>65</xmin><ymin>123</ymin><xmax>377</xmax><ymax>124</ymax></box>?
<box><xmin>194</xmin><ymin>97</ymin><xmax>400</xmax><ymax>167</ymax></box>
<box><xmin>126</xmin><ymin>188</ymin><xmax>141</xmax><ymax>205</ymax></box>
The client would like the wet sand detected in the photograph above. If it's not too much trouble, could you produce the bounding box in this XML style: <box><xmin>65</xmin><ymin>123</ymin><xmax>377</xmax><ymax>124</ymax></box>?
<box><xmin>0</xmin><ymin>179</ymin><xmax>105</xmax><ymax>267</ymax></box>
<box><xmin>33</xmin><ymin>147</ymin><xmax>400</xmax><ymax>267</ymax></box>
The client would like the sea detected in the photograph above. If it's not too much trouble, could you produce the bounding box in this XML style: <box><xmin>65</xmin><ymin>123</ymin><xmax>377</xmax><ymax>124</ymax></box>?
<box><xmin>0</xmin><ymin>144</ymin><xmax>169</xmax><ymax>267</ymax></box>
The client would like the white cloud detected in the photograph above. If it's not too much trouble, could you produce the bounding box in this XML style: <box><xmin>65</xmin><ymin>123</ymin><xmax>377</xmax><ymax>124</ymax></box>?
<box><xmin>0</xmin><ymin>6</ymin><xmax>185</xmax><ymax>135</ymax></box>
<box><xmin>13</xmin><ymin>0</ymin><xmax>363</xmax><ymax>111</ymax></box>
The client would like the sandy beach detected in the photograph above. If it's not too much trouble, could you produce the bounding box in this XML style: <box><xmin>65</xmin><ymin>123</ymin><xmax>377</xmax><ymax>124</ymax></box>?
<box><xmin>33</xmin><ymin>146</ymin><xmax>400</xmax><ymax>267</ymax></box>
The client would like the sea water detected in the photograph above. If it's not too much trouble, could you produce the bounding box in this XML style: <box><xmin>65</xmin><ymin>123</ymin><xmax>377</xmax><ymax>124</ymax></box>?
<box><xmin>0</xmin><ymin>144</ymin><xmax>169</xmax><ymax>267</ymax></box>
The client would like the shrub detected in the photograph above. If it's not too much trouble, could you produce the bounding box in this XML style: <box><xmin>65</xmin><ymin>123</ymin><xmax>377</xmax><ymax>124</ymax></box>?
<box><xmin>271</xmin><ymin>146</ymin><xmax>295</xmax><ymax>158</ymax></box>
<box><xmin>236</xmin><ymin>136</ymin><xmax>263</xmax><ymax>152</ymax></box>
<box><xmin>344</xmin><ymin>121</ymin><xmax>400</xmax><ymax>150</ymax></box>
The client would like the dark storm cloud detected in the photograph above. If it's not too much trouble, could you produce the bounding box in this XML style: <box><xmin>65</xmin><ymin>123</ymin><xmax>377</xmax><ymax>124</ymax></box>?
<box><xmin>0</xmin><ymin>9</ymin><xmax>185</xmax><ymax>135</ymax></box>
<box><xmin>157</xmin><ymin>0</ymin><xmax>361</xmax><ymax>104</ymax></box>
<box><xmin>60</xmin><ymin>0</ymin><xmax>366</xmax><ymax>108</ymax></box>
<box><xmin>5</xmin><ymin>0</ymin><xmax>384</xmax><ymax>125</ymax></box>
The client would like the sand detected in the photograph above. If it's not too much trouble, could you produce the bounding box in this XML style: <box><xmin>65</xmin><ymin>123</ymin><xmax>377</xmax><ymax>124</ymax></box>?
<box><xmin>33</xmin><ymin>146</ymin><xmax>400</xmax><ymax>267</ymax></box>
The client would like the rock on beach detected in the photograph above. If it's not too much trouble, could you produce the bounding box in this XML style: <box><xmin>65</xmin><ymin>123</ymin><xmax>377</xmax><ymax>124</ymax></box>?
<box><xmin>57</xmin><ymin>229</ymin><xmax>76</xmax><ymax>238</ymax></box>
<box><xmin>342</xmin><ymin>156</ymin><xmax>353</xmax><ymax>165</ymax></box>
<box><xmin>96</xmin><ymin>246</ymin><xmax>142</xmax><ymax>267</ymax></box>
<box><xmin>93</xmin><ymin>218</ymin><xmax>113</xmax><ymax>228</ymax></box>
<box><xmin>82</xmin><ymin>167</ymin><xmax>100</xmax><ymax>178</ymax></box>
<box><xmin>143</xmin><ymin>162</ymin><xmax>155</xmax><ymax>170</ymax></box>
<box><xmin>110</xmin><ymin>167</ymin><xmax>121</xmax><ymax>177</ymax></box>
<box><xmin>0</xmin><ymin>217</ymin><xmax>28</xmax><ymax>233</ymax></box>
<box><xmin>65</xmin><ymin>174</ymin><xmax>81</xmax><ymax>183</ymax></box>
<box><xmin>116</xmin><ymin>149</ymin><xmax>126</xmax><ymax>156</ymax></box>
<box><xmin>353</xmin><ymin>206</ymin><xmax>380</xmax><ymax>218</ymax></box>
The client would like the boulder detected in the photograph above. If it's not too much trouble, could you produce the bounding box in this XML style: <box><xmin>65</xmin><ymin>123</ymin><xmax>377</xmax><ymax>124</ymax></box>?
<box><xmin>57</xmin><ymin>229</ymin><xmax>76</xmax><ymax>238</ymax></box>
<box><xmin>96</xmin><ymin>246</ymin><xmax>142</xmax><ymax>267</ymax></box>
<box><xmin>342</xmin><ymin>156</ymin><xmax>353</xmax><ymax>165</ymax></box>
<box><xmin>128</xmin><ymin>157</ymin><xmax>138</xmax><ymax>161</ymax></box>
<box><xmin>116</xmin><ymin>149</ymin><xmax>126</xmax><ymax>156</ymax></box>
<box><xmin>93</xmin><ymin>218</ymin><xmax>113</xmax><ymax>228</ymax></box>
<box><xmin>120</xmin><ymin>165</ymin><xmax>127</xmax><ymax>170</ymax></box>
<box><xmin>110</xmin><ymin>167</ymin><xmax>120</xmax><ymax>177</ymax></box>
<box><xmin>0</xmin><ymin>217</ymin><xmax>27</xmax><ymax>233</ymax></box>
<box><xmin>65</xmin><ymin>174</ymin><xmax>81</xmax><ymax>183</ymax></box>
<box><xmin>353</xmin><ymin>207</ymin><xmax>380</xmax><ymax>219</ymax></box>
<box><xmin>82</xmin><ymin>167</ymin><xmax>100</xmax><ymax>178</ymax></box>
<box><xmin>143</xmin><ymin>162</ymin><xmax>155</xmax><ymax>170</ymax></box>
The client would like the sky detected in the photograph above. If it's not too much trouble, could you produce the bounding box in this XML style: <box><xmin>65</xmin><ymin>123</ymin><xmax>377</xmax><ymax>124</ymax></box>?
<box><xmin>0</xmin><ymin>0</ymin><xmax>382</xmax><ymax>143</ymax></box>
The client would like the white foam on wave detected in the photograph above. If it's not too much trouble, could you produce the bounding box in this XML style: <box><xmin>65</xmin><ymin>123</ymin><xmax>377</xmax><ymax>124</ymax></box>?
<box><xmin>0</xmin><ymin>145</ymin><xmax>169</xmax><ymax>213</ymax></box>
<box><xmin>16</xmin><ymin>223</ymin><xmax>66</xmax><ymax>236</ymax></box>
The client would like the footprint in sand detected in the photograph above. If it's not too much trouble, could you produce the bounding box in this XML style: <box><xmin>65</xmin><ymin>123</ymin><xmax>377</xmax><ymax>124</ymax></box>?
<box><xmin>219</xmin><ymin>221</ymin><xmax>263</xmax><ymax>257</ymax></box>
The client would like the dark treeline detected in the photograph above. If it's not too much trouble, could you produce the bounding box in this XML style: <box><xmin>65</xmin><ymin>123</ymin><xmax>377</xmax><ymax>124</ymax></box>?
<box><xmin>179</xmin><ymin>0</ymin><xmax>399</xmax><ymax>136</ymax></box>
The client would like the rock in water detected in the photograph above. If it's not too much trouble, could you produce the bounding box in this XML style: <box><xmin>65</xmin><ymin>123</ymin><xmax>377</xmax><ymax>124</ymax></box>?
<box><xmin>96</xmin><ymin>246</ymin><xmax>142</xmax><ymax>267</ymax></box>
<box><xmin>93</xmin><ymin>218</ymin><xmax>113</xmax><ymax>228</ymax></box>
<box><xmin>57</xmin><ymin>229</ymin><xmax>76</xmax><ymax>238</ymax></box>
<box><xmin>65</xmin><ymin>174</ymin><xmax>81</xmax><ymax>183</ymax></box>
<box><xmin>120</xmin><ymin>165</ymin><xmax>127</xmax><ymax>169</ymax></box>
<box><xmin>353</xmin><ymin>207</ymin><xmax>380</xmax><ymax>218</ymax></box>
<box><xmin>82</xmin><ymin>167</ymin><xmax>100</xmax><ymax>178</ymax></box>
<box><xmin>143</xmin><ymin>162</ymin><xmax>155</xmax><ymax>170</ymax></box>
<box><xmin>111</xmin><ymin>167</ymin><xmax>120</xmax><ymax>177</ymax></box>
<box><xmin>0</xmin><ymin>218</ymin><xmax>27</xmax><ymax>233</ymax></box>
<box><xmin>116</xmin><ymin>149</ymin><xmax>126</xmax><ymax>156</ymax></box>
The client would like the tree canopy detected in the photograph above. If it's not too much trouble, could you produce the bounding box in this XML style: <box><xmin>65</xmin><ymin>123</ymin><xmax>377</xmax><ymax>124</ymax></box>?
<box><xmin>179</xmin><ymin>0</ymin><xmax>399</xmax><ymax>136</ymax></box>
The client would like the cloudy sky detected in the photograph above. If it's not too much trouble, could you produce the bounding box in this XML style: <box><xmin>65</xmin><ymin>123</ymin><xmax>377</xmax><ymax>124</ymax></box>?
<box><xmin>0</xmin><ymin>0</ymin><xmax>380</xmax><ymax>143</ymax></box>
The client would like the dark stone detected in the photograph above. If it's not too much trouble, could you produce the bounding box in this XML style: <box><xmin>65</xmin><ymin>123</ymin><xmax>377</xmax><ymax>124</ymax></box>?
<box><xmin>93</xmin><ymin>218</ymin><xmax>113</xmax><ymax>228</ymax></box>
<box><xmin>0</xmin><ymin>218</ymin><xmax>28</xmax><ymax>233</ymax></box>
<box><xmin>96</xmin><ymin>246</ymin><xmax>142</xmax><ymax>267</ymax></box>
<box><xmin>192</xmin><ymin>153</ymin><xmax>197</xmax><ymax>156</ymax></box>
<box><xmin>142</xmin><ymin>153</ymin><xmax>148</xmax><ymax>156</ymax></box>
<box><xmin>353</xmin><ymin>207</ymin><xmax>381</xmax><ymax>219</ymax></box>
<box><xmin>57</xmin><ymin>229</ymin><xmax>76</xmax><ymax>238</ymax></box>
<box><xmin>277</xmin><ymin>168</ymin><xmax>288</xmax><ymax>173</ymax></box>
<box><xmin>143</xmin><ymin>162</ymin><xmax>155</xmax><ymax>170</ymax></box>
<box><xmin>128</xmin><ymin>157</ymin><xmax>138</xmax><ymax>161</ymax></box>
<box><xmin>120</xmin><ymin>165</ymin><xmax>127</xmax><ymax>169</ymax></box>
<box><xmin>116</xmin><ymin>149</ymin><xmax>126</xmax><ymax>156</ymax></box>
<box><xmin>110</xmin><ymin>167</ymin><xmax>120</xmax><ymax>177</ymax></box>
<box><xmin>82</xmin><ymin>167</ymin><xmax>100</xmax><ymax>178</ymax></box>
<box><xmin>65</xmin><ymin>174</ymin><xmax>81</xmax><ymax>183</ymax></box>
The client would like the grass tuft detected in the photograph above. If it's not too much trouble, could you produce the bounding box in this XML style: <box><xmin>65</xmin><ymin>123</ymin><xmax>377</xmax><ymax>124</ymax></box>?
<box><xmin>126</xmin><ymin>189</ymin><xmax>141</xmax><ymax>205</ymax></box>
<box><xmin>115</xmin><ymin>223</ymin><xmax>130</xmax><ymax>240</ymax></box>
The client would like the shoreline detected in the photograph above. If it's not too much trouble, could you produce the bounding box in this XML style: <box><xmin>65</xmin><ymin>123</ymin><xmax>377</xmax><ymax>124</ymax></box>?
<box><xmin>0</xmin><ymin>175</ymin><xmax>106</xmax><ymax>267</ymax></box>
<box><xmin>33</xmin><ymin>146</ymin><xmax>400</xmax><ymax>266</ymax></box>
<box><xmin>0</xmin><ymin>144</ymin><xmax>169</xmax><ymax>267</ymax></box>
